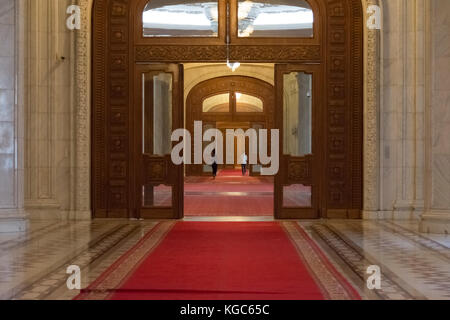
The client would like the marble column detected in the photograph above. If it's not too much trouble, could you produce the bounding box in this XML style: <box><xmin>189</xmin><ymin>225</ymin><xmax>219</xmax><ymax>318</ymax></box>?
<box><xmin>23</xmin><ymin>0</ymin><xmax>88</xmax><ymax>220</ymax></box>
<box><xmin>0</xmin><ymin>0</ymin><xmax>27</xmax><ymax>232</ymax></box>
<box><xmin>373</xmin><ymin>0</ymin><xmax>425</xmax><ymax>220</ymax></box>
<box><xmin>421</xmin><ymin>0</ymin><xmax>450</xmax><ymax>234</ymax></box>
<box><xmin>391</xmin><ymin>0</ymin><xmax>425</xmax><ymax>217</ymax></box>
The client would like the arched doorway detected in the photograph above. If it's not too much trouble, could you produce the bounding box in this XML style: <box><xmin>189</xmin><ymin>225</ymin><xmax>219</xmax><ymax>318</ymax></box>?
<box><xmin>186</xmin><ymin>75</ymin><xmax>274</xmax><ymax>176</ymax></box>
<box><xmin>91</xmin><ymin>0</ymin><xmax>363</xmax><ymax>220</ymax></box>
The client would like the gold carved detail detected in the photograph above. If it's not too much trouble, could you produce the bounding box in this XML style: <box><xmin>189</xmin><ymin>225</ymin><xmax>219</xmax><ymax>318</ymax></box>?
<box><xmin>135</xmin><ymin>45</ymin><xmax>321</xmax><ymax>62</ymax></box>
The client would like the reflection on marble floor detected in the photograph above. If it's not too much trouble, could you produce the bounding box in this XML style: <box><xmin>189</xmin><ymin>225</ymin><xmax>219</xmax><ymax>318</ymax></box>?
<box><xmin>302</xmin><ymin>220</ymin><xmax>450</xmax><ymax>300</ymax></box>
<box><xmin>0</xmin><ymin>219</ymin><xmax>448</xmax><ymax>300</ymax></box>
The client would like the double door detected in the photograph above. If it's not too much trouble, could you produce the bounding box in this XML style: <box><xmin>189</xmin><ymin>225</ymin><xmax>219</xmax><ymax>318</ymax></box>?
<box><xmin>135</xmin><ymin>63</ymin><xmax>321</xmax><ymax>219</ymax></box>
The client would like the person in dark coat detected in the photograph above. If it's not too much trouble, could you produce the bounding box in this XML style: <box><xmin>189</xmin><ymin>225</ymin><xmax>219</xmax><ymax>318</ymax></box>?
<box><xmin>211</xmin><ymin>149</ymin><xmax>218</xmax><ymax>179</ymax></box>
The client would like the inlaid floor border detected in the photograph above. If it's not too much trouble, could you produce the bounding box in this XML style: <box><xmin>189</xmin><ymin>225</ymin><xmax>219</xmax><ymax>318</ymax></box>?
<box><xmin>307</xmin><ymin>223</ymin><xmax>418</xmax><ymax>300</ymax></box>
<box><xmin>75</xmin><ymin>221</ymin><xmax>175</xmax><ymax>300</ymax></box>
<box><xmin>334</xmin><ymin>221</ymin><xmax>450</xmax><ymax>299</ymax></box>
<box><xmin>376</xmin><ymin>221</ymin><xmax>450</xmax><ymax>262</ymax></box>
<box><xmin>3</xmin><ymin>219</ymin><xmax>449</xmax><ymax>300</ymax></box>
<box><xmin>1</xmin><ymin>223</ymin><xmax>130</xmax><ymax>299</ymax></box>
<box><xmin>0</xmin><ymin>222</ymin><xmax>126</xmax><ymax>299</ymax></box>
<box><xmin>282</xmin><ymin>222</ymin><xmax>361</xmax><ymax>300</ymax></box>
<box><xmin>11</xmin><ymin>223</ymin><xmax>151</xmax><ymax>300</ymax></box>
<box><xmin>0</xmin><ymin>221</ymin><xmax>68</xmax><ymax>250</ymax></box>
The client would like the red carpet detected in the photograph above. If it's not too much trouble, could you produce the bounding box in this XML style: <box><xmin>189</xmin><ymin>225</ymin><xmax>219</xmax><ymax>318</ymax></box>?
<box><xmin>185</xmin><ymin>195</ymin><xmax>273</xmax><ymax>216</ymax></box>
<box><xmin>217</xmin><ymin>169</ymin><xmax>247</xmax><ymax>177</ymax></box>
<box><xmin>185</xmin><ymin>183</ymin><xmax>273</xmax><ymax>193</ymax></box>
<box><xmin>184</xmin><ymin>170</ymin><xmax>274</xmax><ymax>216</ymax></box>
<box><xmin>76</xmin><ymin>222</ymin><xmax>361</xmax><ymax>300</ymax></box>
<box><xmin>153</xmin><ymin>172</ymin><xmax>311</xmax><ymax>216</ymax></box>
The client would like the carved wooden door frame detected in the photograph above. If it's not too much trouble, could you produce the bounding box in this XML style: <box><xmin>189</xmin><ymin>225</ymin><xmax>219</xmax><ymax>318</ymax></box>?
<box><xmin>92</xmin><ymin>0</ymin><xmax>363</xmax><ymax>219</ymax></box>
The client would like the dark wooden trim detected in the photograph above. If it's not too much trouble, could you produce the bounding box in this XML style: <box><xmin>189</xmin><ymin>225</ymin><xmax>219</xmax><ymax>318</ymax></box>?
<box><xmin>134</xmin><ymin>44</ymin><xmax>322</xmax><ymax>63</ymax></box>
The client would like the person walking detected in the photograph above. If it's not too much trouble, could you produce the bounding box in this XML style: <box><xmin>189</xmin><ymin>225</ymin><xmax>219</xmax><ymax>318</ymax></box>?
<box><xmin>212</xmin><ymin>149</ymin><xmax>218</xmax><ymax>179</ymax></box>
<box><xmin>241</xmin><ymin>152</ymin><xmax>248</xmax><ymax>176</ymax></box>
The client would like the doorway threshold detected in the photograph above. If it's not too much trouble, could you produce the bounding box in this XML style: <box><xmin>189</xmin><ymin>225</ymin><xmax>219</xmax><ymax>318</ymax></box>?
<box><xmin>183</xmin><ymin>216</ymin><xmax>274</xmax><ymax>222</ymax></box>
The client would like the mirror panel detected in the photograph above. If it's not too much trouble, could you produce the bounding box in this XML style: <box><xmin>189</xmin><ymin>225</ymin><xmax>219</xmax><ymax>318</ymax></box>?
<box><xmin>203</xmin><ymin>93</ymin><xmax>230</xmax><ymax>113</ymax></box>
<box><xmin>143</xmin><ymin>184</ymin><xmax>173</xmax><ymax>207</ymax></box>
<box><xmin>143</xmin><ymin>72</ymin><xmax>173</xmax><ymax>156</ymax></box>
<box><xmin>143</xmin><ymin>1</ymin><xmax>219</xmax><ymax>37</ymax></box>
<box><xmin>238</xmin><ymin>0</ymin><xmax>314</xmax><ymax>38</ymax></box>
<box><xmin>283</xmin><ymin>184</ymin><xmax>312</xmax><ymax>208</ymax></box>
<box><xmin>283</xmin><ymin>71</ymin><xmax>312</xmax><ymax>157</ymax></box>
<box><xmin>235</xmin><ymin>92</ymin><xmax>263</xmax><ymax>112</ymax></box>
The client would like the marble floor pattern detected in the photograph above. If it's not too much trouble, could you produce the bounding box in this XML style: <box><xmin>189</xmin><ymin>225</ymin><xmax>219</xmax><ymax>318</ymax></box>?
<box><xmin>0</xmin><ymin>219</ymin><xmax>448</xmax><ymax>300</ymax></box>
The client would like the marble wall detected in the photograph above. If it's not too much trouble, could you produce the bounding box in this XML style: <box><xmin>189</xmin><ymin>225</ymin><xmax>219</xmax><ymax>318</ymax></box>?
<box><xmin>375</xmin><ymin>0</ymin><xmax>450</xmax><ymax>233</ymax></box>
<box><xmin>370</xmin><ymin>0</ymin><xmax>426</xmax><ymax>220</ymax></box>
<box><xmin>0</xmin><ymin>0</ymin><xmax>27</xmax><ymax>232</ymax></box>
<box><xmin>421</xmin><ymin>0</ymin><xmax>450</xmax><ymax>233</ymax></box>
<box><xmin>23</xmin><ymin>0</ymin><xmax>85</xmax><ymax>219</ymax></box>
<box><xmin>1</xmin><ymin>0</ymin><xmax>89</xmax><ymax>221</ymax></box>
<box><xmin>431</xmin><ymin>0</ymin><xmax>450</xmax><ymax>209</ymax></box>
<box><xmin>0</xmin><ymin>0</ymin><xmax>16</xmax><ymax>210</ymax></box>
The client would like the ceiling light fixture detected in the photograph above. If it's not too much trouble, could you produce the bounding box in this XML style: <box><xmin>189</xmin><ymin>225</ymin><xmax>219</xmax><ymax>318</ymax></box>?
<box><xmin>226</xmin><ymin>2</ymin><xmax>240</xmax><ymax>72</ymax></box>
<box><xmin>227</xmin><ymin>60</ymin><xmax>241</xmax><ymax>72</ymax></box>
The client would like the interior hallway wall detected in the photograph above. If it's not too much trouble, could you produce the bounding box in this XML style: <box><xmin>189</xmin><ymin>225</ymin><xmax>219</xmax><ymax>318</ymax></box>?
<box><xmin>0</xmin><ymin>0</ymin><xmax>17</xmax><ymax>210</ymax></box>
<box><xmin>23</xmin><ymin>0</ymin><xmax>80</xmax><ymax>219</ymax></box>
<box><xmin>371</xmin><ymin>0</ymin><xmax>426</xmax><ymax>220</ymax></box>
<box><xmin>375</xmin><ymin>0</ymin><xmax>450</xmax><ymax>233</ymax></box>
<box><xmin>0</xmin><ymin>0</ymin><xmax>26</xmax><ymax>231</ymax></box>
<box><xmin>421</xmin><ymin>0</ymin><xmax>450</xmax><ymax>234</ymax></box>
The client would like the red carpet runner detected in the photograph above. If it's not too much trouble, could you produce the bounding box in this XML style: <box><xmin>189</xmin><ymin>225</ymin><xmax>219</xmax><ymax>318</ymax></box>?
<box><xmin>184</xmin><ymin>170</ymin><xmax>274</xmax><ymax>216</ymax></box>
<box><xmin>76</xmin><ymin>222</ymin><xmax>360</xmax><ymax>300</ymax></box>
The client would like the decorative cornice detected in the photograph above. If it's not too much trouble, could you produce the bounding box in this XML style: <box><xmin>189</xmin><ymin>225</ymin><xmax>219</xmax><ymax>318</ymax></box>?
<box><xmin>135</xmin><ymin>45</ymin><xmax>321</xmax><ymax>62</ymax></box>
<box><xmin>74</xmin><ymin>0</ymin><xmax>93</xmax><ymax>215</ymax></box>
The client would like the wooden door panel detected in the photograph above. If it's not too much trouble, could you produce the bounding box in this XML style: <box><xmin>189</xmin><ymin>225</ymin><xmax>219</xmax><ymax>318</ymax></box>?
<box><xmin>275</xmin><ymin>64</ymin><xmax>321</xmax><ymax>219</ymax></box>
<box><xmin>135</xmin><ymin>64</ymin><xmax>184</xmax><ymax>219</ymax></box>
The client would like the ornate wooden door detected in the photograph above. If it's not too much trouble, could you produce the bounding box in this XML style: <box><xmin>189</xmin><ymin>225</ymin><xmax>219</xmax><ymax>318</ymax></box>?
<box><xmin>134</xmin><ymin>64</ymin><xmax>184</xmax><ymax>219</ymax></box>
<box><xmin>274</xmin><ymin>64</ymin><xmax>322</xmax><ymax>219</ymax></box>
<box><xmin>92</xmin><ymin>0</ymin><xmax>363</xmax><ymax>219</ymax></box>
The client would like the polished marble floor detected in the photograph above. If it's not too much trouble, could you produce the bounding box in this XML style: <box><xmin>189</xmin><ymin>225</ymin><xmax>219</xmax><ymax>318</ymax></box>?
<box><xmin>0</xmin><ymin>219</ymin><xmax>449</xmax><ymax>300</ymax></box>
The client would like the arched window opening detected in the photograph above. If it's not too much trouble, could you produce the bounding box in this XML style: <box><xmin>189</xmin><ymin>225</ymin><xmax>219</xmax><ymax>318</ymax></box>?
<box><xmin>237</xmin><ymin>0</ymin><xmax>314</xmax><ymax>38</ymax></box>
<box><xmin>202</xmin><ymin>92</ymin><xmax>264</xmax><ymax>113</ymax></box>
<box><xmin>235</xmin><ymin>93</ymin><xmax>263</xmax><ymax>112</ymax></box>
<box><xmin>142</xmin><ymin>0</ymin><xmax>314</xmax><ymax>39</ymax></box>
<box><xmin>203</xmin><ymin>93</ymin><xmax>230</xmax><ymax>112</ymax></box>
<box><xmin>143</xmin><ymin>0</ymin><xmax>219</xmax><ymax>37</ymax></box>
